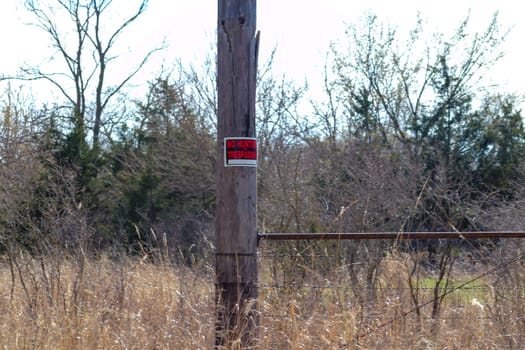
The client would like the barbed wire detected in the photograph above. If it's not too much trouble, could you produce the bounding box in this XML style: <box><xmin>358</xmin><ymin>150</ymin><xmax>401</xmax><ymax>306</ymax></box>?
<box><xmin>259</xmin><ymin>284</ymin><xmax>519</xmax><ymax>291</ymax></box>
<box><xmin>261</xmin><ymin>314</ymin><xmax>525</xmax><ymax>322</ymax></box>
<box><xmin>258</xmin><ymin>253</ymin><xmax>502</xmax><ymax>264</ymax></box>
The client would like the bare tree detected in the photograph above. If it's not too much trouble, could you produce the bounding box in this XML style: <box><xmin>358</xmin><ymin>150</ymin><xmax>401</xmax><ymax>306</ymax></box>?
<box><xmin>0</xmin><ymin>85</ymin><xmax>46</xmax><ymax>249</ymax></box>
<box><xmin>23</xmin><ymin>0</ymin><xmax>162</xmax><ymax>148</ymax></box>
<box><xmin>331</xmin><ymin>13</ymin><xmax>507</xmax><ymax>146</ymax></box>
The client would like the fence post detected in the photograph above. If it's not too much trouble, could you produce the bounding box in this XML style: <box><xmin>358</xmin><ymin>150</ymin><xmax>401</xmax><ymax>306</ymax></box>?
<box><xmin>216</xmin><ymin>0</ymin><xmax>258</xmax><ymax>347</ymax></box>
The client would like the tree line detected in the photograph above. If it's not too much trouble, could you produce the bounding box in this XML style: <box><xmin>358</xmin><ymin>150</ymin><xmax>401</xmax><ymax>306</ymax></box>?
<box><xmin>0</xmin><ymin>2</ymin><xmax>524</xmax><ymax>263</ymax></box>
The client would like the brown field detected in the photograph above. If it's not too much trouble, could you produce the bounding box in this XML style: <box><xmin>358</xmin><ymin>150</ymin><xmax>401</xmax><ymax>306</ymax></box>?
<box><xmin>1</xmin><ymin>242</ymin><xmax>525</xmax><ymax>349</ymax></box>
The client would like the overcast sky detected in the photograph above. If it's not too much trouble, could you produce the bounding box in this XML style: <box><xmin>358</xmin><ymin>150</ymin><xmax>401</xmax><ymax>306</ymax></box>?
<box><xmin>1</xmin><ymin>0</ymin><xmax>523</xmax><ymax>103</ymax></box>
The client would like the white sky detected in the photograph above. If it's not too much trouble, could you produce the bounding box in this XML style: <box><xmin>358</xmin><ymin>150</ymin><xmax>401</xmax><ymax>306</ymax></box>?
<box><xmin>1</xmin><ymin>0</ymin><xmax>524</xmax><ymax>105</ymax></box>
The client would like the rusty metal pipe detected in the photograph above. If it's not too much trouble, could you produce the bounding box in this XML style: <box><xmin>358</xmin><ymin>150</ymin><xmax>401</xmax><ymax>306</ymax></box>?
<box><xmin>259</xmin><ymin>231</ymin><xmax>525</xmax><ymax>241</ymax></box>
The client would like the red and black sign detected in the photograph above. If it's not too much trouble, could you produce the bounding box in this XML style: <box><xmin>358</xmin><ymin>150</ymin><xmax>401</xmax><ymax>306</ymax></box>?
<box><xmin>224</xmin><ymin>137</ymin><xmax>257</xmax><ymax>167</ymax></box>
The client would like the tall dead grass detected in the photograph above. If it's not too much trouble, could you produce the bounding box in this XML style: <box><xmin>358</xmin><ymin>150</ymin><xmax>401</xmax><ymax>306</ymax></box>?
<box><xmin>1</xmin><ymin>241</ymin><xmax>524</xmax><ymax>349</ymax></box>
<box><xmin>0</xmin><ymin>252</ymin><xmax>214</xmax><ymax>349</ymax></box>
<box><xmin>257</xmin><ymin>240</ymin><xmax>525</xmax><ymax>349</ymax></box>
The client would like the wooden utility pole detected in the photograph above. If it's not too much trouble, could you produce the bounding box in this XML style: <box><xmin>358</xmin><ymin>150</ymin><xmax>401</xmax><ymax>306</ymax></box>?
<box><xmin>216</xmin><ymin>0</ymin><xmax>258</xmax><ymax>347</ymax></box>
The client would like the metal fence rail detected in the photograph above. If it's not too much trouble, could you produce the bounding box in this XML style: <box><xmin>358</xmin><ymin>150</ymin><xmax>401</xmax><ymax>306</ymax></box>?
<box><xmin>259</xmin><ymin>231</ymin><xmax>525</xmax><ymax>240</ymax></box>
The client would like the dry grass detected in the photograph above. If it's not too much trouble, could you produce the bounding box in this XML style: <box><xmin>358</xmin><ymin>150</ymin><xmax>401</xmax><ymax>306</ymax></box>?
<box><xmin>0</xmin><ymin>253</ymin><xmax>214</xmax><ymax>349</ymax></box>
<box><xmin>257</xmin><ymin>244</ymin><xmax>525</xmax><ymax>350</ymax></box>
<box><xmin>1</xmin><ymin>246</ymin><xmax>525</xmax><ymax>349</ymax></box>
